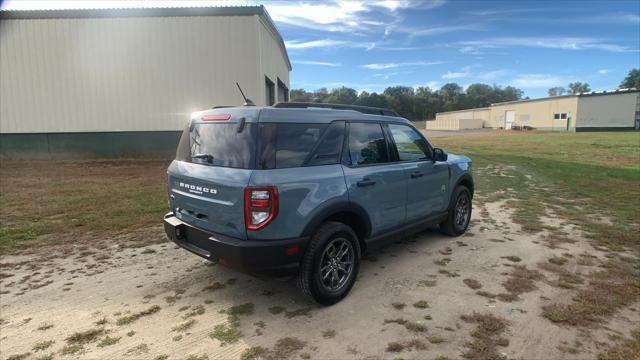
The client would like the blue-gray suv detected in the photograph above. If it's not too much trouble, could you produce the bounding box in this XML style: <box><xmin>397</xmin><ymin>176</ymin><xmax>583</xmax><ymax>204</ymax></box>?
<box><xmin>164</xmin><ymin>102</ymin><xmax>473</xmax><ymax>305</ymax></box>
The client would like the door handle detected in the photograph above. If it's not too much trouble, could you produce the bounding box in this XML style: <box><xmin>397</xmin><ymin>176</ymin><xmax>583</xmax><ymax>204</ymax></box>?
<box><xmin>357</xmin><ymin>178</ymin><xmax>376</xmax><ymax>187</ymax></box>
<box><xmin>410</xmin><ymin>171</ymin><xmax>424</xmax><ymax>178</ymax></box>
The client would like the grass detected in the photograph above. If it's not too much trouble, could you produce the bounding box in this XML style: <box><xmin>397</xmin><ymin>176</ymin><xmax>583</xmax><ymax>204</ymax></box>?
<box><xmin>413</xmin><ymin>300</ymin><xmax>429</xmax><ymax>309</ymax></box>
<box><xmin>36</xmin><ymin>323</ymin><xmax>54</xmax><ymax>331</ymax></box>
<box><xmin>0</xmin><ymin>159</ymin><xmax>170</xmax><ymax>254</ymax></box>
<box><xmin>460</xmin><ymin>312</ymin><xmax>510</xmax><ymax>359</ymax></box>
<box><xmin>65</xmin><ymin>328</ymin><xmax>105</xmax><ymax>344</ymax></box>
<box><xmin>183</xmin><ymin>305</ymin><xmax>205</xmax><ymax>319</ymax></box>
<box><xmin>463</xmin><ymin>278</ymin><xmax>482</xmax><ymax>290</ymax></box>
<box><xmin>598</xmin><ymin>329</ymin><xmax>640</xmax><ymax>360</ymax></box>
<box><xmin>383</xmin><ymin>318</ymin><xmax>427</xmax><ymax>333</ymax></box>
<box><xmin>391</xmin><ymin>302</ymin><xmax>406</xmax><ymax>310</ymax></box>
<box><xmin>60</xmin><ymin>344</ymin><xmax>84</xmax><ymax>355</ymax></box>
<box><xmin>32</xmin><ymin>340</ymin><xmax>54</xmax><ymax>352</ymax></box>
<box><xmin>172</xmin><ymin>318</ymin><xmax>196</xmax><ymax>332</ymax></box>
<box><xmin>435</xmin><ymin>131</ymin><xmax>639</xmax><ymax>253</ymax></box>
<box><xmin>284</xmin><ymin>307</ymin><xmax>312</xmax><ymax>318</ymax></box>
<box><xmin>241</xmin><ymin>346</ymin><xmax>267</xmax><ymax>360</ymax></box>
<box><xmin>116</xmin><ymin>305</ymin><xmax>161</xmax><ymax>325</ymax></box>
<box><xmin>210</xmin><ymin>303</ymin><xmax>254</xmax><ymax>345</ymax></box>
<box><xmin>502</xmin><ymin>265</ymin><xmax>544</xmax><ymax>296</ymax></box>
<box><xmin>386</xmin><ymin>339</ymin><xmax>427</xmax><ymax>352</ymax></box>
<box><xmin>268</xmin><ymin>305</ymin><xmax>286</xmax><ymax>315</ymax></box>
<box><xmin>322</xmin><ymin>329</ymin><xmax>336</xmax><ymax>338</ymax></box>
<box><xmin>97</xmin><ymin>336</ymin><xmax>121</xmax><ymax>347</ymax></box>
<box><xmin>542</xmin><ymin>258</ymin><xmax>639</xmax><ymax>326</ymax></box>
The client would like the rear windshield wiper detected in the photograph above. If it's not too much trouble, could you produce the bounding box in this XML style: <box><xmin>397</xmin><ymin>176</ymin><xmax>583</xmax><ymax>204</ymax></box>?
<box><xmin>192</xmin><ymin>153</ymin><xmax>215</xmax><ymax>163</ymax></box>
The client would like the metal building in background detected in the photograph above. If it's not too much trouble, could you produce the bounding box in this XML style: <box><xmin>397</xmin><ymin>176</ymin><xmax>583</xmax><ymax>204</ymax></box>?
<box><xmin>431</xmin><ymin>89</ymin><xmax>640</xmax><ymax>132</ymax></box>
<box><xmin>0</xmin><ymin>6</ymin><xmax>291</xmax><ymax>157</ymax></box>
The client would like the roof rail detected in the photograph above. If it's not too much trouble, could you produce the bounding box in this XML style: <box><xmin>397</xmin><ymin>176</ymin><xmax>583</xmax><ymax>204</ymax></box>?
<box><xmin>273</xmin><ymin>102</ymin><xmax>400</xmax><ymax>117</ymax></box>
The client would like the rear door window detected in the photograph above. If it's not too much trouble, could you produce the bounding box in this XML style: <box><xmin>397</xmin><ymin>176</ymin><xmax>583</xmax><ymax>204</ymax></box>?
<box><xmin>258</xmin><ymin>123</ymin><xmax>343</xmax><ymax>169</ymax></box>
<box><xmin>347</xmin><ymin>122</ymin><xmax>389</xmax><ymax>165</ymax></box>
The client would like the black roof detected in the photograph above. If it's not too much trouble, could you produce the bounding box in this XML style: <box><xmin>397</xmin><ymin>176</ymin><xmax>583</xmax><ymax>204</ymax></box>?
<box><xmin>0</xmin><ymin>5</ymin><xmax>291</xmax><ymax>70</ymax></box>
<box><xmin>273</xmin><ymin>102</ymin><xmax>401</xmax><ymax>117</ymax></box>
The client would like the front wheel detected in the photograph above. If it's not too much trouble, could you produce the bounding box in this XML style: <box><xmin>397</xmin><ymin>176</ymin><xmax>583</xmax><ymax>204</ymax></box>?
<box><xmin>297</xmin><ymin>222</ymin><xmax>360</xmax><ymax>305</ymax></box>
<box><xmin>440</xmin><ymin>186</ymin><xmax>472</xmax><ymax>236</ymax></box>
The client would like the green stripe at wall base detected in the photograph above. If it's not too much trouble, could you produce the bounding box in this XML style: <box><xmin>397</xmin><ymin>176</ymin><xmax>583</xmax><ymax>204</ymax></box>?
<box><xmin>575</xmin><ymin>127</ymin><xmax>637</xmax><ymax>132</ymax></box>
<box><xmin>0</xmin><ymin>131</ymin><xmax>182</xmax><ymax>159</ymax></box>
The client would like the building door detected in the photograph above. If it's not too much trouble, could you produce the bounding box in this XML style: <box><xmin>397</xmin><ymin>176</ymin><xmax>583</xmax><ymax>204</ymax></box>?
<box><xmin>504</xmin><ymin>111</ymin><xmax>515</xmax><ymax>129</ymax></box>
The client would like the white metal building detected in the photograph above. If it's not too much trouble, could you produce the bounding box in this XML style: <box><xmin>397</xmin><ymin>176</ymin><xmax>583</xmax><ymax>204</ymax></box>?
<box><xmin>430</xmin><ymin>89</ymin><xmax>640</xmax><ymax>132</ymax></box>
<box><xmin>0</xmin><ymin>6</ymin><xmax>291</xmax><ymax>157</ymax></box>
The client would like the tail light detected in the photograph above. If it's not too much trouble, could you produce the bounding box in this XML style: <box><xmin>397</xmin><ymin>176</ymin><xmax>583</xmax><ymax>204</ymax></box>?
<box><xmin>244</xmin><ymin>186</ymin><xmax>278</xmax><ymax>231</ymax></box>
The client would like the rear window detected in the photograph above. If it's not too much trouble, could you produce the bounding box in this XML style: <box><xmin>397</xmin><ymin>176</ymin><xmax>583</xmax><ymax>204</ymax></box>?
<box><xmin>176</xmin><ymin>122</ymin><xmax>257</xmax><ymax>169</ymax></box>
<box><xmin>258</xmin><ymin>122</ymin><xmax>345</xmax><ymax>169</ymax></box>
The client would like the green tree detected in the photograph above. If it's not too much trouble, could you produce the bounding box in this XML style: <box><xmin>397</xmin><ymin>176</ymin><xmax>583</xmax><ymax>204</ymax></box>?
<box><xmin>547</xmin><ymin>87</ymin><xmax>566</xmax><ymax>97</ymax></box>
<box><xmin>313</xmin><ymin>88</ymin><xmax>329</xmax><ymax>103</ymax></box>
<box><xmin>384</xmin><ymin>86</ymin><xmax>416</xmax><ymax>119</ymax></box>
<box><xmin>325</xmin><ymin>86</ymin><xmax>358</xmax><ymax>104</ymax></box>
<box><xmin>567</xmin><ymin>82</ymin><xmax>591</xmax><ymax>94</ymax></box>
<box><xmin>438</xmin><ymin>83</ymin><xmax>464</xmax><ymax>111</ymax></box>
<box><xmin>619</xmin><ymin>68</ymin><xmax>640</xmax><ymax>89</ymax></box>
<box><xmin>289</xmin><ymin>89</ymin><xmax>312</xmax><ymax>102</ymax></box>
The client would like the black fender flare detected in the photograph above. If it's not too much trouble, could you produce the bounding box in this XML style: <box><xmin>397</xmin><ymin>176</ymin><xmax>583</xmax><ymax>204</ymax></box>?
<box><xmin>300</xmin><ymin>201</ymin><xmax>372</xmax><ymax>240</ymax></box>
<box><xmin>448</xmin><ymin>174</ymin><xmax>474</xmax><ymax>210</ymax></box>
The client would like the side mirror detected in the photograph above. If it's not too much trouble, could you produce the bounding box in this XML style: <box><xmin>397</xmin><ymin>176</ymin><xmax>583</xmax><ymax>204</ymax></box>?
<box><xmin>433</xmin><ymin>148</ymin><xmax>448</xmax><ymax>162</ymax></box>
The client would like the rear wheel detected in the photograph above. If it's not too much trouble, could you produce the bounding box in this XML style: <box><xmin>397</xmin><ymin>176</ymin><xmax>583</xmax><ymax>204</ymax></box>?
<box><xmin>440</xmin><ymin>186</ymin><xmax>472</xmax><ymax>236</ymax></box>
<box><xmin>297</xmin><ymin>221</ymin><xmax>360</xmax><ymax>305</ymax></box>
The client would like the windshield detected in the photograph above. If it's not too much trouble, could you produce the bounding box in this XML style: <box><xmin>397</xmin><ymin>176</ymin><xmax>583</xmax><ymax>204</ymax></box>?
<box><xmin>186</xmin><ymin>123</ymin><xmax>257</xmax><ymax>169</ymax></box>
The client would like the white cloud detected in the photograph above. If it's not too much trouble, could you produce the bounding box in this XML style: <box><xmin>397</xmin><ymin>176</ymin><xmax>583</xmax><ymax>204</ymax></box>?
<box><xmin>442</xmin><ymin>71</ymin><xmax>469</xmax><ymax>79</ymax></box>
<box><xmin>362</xmin><ymin>61</ymin><xmax>442</xmax><ymax>70</ymax></box>
<box><xmin>457</xmin><ymin>37</ymin><xmax>635</xmax><ymax>54</ymax></box>
<box><xmin>292</xmin><ymin>60</ymin><xmax>342</xmax><ymax>67</ymax></box>
<box><xmin>476</xmin><ymin>69</ymin><xmax>509</xmax><ymax>81</ymax></box>
<box><xmin>441</xmin><ymin>65</ymin><xmax>476</xmax><ymax>79</ymax></box>
<box><xmin>387</xmin><ymin>24</ymin><xmax>481</xmax><ymax>38</ymax></box>
<box><xmin>598</xmin><ymin>69</ymin><xmax>611</xmax><ymax>75</ymax></box>
<box><xmin>285</xmin><ymin>39</ymin><xmax>375</xmax><ymax>49</ymax></box>
<box><xmin>508</xmin><ymin>74</ymin><xmax>571</xmax><ymax>88</ymax></box>
<box><xmin>371</xmin><ymin>0</ymin><xmax>445</xmax><ymax>11</ymax></box>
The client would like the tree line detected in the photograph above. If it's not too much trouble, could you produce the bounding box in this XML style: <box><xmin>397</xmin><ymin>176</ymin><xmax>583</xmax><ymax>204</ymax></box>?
<box><xmin>549</xmin><ymin>68</ymin><xmax>640</xmax><ymax>96</ymax></box>
<box><xmin>290</xmin><ymin>83</ymin><xmax>523</xmax><ymax>121</ymax></box>
<box><xmin>289</xmin><ymin>68</ymin><xmax>640</xmax><ymax>121</ymax></box>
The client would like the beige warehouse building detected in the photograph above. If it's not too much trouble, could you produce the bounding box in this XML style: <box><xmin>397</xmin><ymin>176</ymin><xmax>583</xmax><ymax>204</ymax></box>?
<box><xmin>430</xmin><ymin>89</ymin><xmax>640</xmax><ymax>132</ymax></box>
<box><xmin>0</xmin><ymin>6</ymin><xmax>291</xmax><ymax>157</ymax></box>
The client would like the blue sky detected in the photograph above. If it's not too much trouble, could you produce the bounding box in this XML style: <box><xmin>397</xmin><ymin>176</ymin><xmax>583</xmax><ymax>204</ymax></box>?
<box><xmin>3</xmin><ymin>0</ymin><xmax>640</xmax><ymax>98</ymax></box>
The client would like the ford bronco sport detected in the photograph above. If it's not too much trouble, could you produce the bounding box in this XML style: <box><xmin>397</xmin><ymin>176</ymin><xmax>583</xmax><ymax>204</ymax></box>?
<box><xmin>163</xmin><ymin>102</ymin><xmax>473</xmax><ymax>305</ymax></box>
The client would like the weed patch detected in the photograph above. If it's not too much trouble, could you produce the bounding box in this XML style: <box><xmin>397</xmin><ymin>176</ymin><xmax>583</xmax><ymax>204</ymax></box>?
<box><xmin>65</xmin><ymin>328</ymin><xmax>105</xmax><ymax>344</ymax></box>
<box><xmin>542</xmin><ymin>259</ymin><xmax>639</xmax><ymax>326</ymax></box>
<box><xmin>32</xmin><ymin>340</ymin><xmax>54</xmax><ymax>352</ymax></box>
<box><xmin>460</xmin><ymin>312</ymin><xmax>510</xmax><ymax>359</ymax></box>
<box><xmin>97</xmin><ymin>336</ymin><xmax>121</xmax><ymax>347</ymax></box>
<box><xmin>116</xmin><ymin>305</ymin><xmax>161</xmax><ymax>325</ymax></box>
<box><xmin>463</xmin><ymin>278</ymin><xmax>482</xmax><ymax>290</ymax></box>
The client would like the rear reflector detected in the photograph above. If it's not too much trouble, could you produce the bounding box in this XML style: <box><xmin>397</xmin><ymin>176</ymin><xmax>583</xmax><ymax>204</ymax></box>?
<box><xmin>287</xmin><ymin>246</ymin><xmax>300</xmax><ymax>255</ymax></box>
<box><xmin>201</xmin><ymin>114</ymin><xmax>231</xmax><ymax>121</ymax></box>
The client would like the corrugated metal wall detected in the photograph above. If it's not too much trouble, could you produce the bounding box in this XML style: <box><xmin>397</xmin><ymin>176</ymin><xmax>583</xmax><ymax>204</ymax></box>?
<box><xmin>0</xmin><ymin>14</ymin><xmax>289</xmax><ymax>134</ymax></box>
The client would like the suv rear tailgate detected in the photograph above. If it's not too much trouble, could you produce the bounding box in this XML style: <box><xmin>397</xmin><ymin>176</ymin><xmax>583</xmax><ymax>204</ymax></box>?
<box><xmin>168</xmin><ymin>161</ymin><xmax>251</xmax><ymax>240</ymax></box>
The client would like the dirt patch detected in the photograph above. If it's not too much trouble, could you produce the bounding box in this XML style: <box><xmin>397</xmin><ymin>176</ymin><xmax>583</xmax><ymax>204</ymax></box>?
<box><xmin>0</xmin><ymin>196</ymin><xmax>637</xmax><ymax>359</ymax></box>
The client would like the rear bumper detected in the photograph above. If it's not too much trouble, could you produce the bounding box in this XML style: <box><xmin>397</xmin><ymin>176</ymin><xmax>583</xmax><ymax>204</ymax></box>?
<box><xmin>163</xmin><ymin>213</ymin><xmax>308</xmax><ymax>276</ymax></box>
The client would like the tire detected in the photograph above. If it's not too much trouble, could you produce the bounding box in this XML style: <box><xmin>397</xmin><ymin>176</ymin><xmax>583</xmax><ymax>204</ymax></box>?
<box><xmin>297</xmin><ymin>221</ymin><xmax>361</xmax><ymax>305</ymax></box>
<box><xmin>440</xmin><ymin>185</ymin><xmax>472</xmax><ymax>236</ymax></box>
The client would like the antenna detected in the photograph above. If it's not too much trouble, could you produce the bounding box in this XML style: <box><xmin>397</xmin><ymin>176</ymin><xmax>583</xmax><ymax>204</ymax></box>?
<box><xmin>235</xmin><ymin>82</ymin><xmax>255</xmax><ymax>106</ymax></box>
